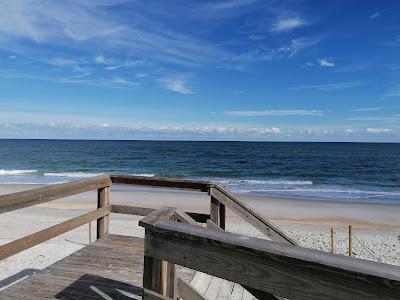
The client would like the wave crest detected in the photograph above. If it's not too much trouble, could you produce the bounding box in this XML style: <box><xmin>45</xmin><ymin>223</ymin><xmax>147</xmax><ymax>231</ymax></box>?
<box><xmin>0</xmin><ymin>169</ymin><xmax>38</xmax><ymax>175</ymax></box>
<box><xmin>43</xmin><ymin>172</ymin><xmax>103</xmax><ymax>178</ymax></box>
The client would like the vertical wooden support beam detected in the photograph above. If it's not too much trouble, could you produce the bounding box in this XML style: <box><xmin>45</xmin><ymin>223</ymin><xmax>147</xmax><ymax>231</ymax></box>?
<box><xmin>348</xmin><ymin>225</ymin><xmax>352</xmax><ymax>257</ymax></box>
<box><xmin>88</xmin><ymin>222</ymin><xmax>92</xmax><ymax>244</ymax></box>
<box><xmin>210</xmin><ymin>195</ymin><xmax>220</xmax><ymax>225</ymax></box>
<box><xmin>330</xmin><ymin>227</ymin><xmax>335</xmax><ymax>254</ymax></box>
<box><xmin>210</xmin><ymin>195</ymin><xmax>226</xmax><ymax>230</ymax></box>
<box><xmin>143</xmin><ymin>255</ymin><xmax>163</xmax><ymax>295</ymax></box>
<box><xmin>162</xmin><ymin>214</ymin><xmax>176</xmax><ymax>298</ymax></box>
<box><xmin>144</xmin><ymin>220</ymin><xmax>176</xmax><ymax>299</ymax></box>
<box><xmin>219</xmin><ymin>202</ymin><xmax>226</xmax><ymax>230</ymax></box>
<box><xmin>97</xmin><ymin>186</ymin><xmax>110</xmax><ymax>239</ymax></box>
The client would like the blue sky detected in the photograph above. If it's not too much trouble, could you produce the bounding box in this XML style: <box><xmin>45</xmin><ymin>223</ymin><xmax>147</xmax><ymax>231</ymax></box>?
<box><xmin>0</xmin><ymin>0</ymin><xmax>399</xmax><ymax>141</ymax></box>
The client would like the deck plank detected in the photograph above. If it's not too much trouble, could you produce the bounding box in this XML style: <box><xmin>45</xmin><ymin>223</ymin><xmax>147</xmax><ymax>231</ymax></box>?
<box><xmin>0</xmin><ymin>234</ymin><xmax>144</xmax><ymax>299</ymax></box>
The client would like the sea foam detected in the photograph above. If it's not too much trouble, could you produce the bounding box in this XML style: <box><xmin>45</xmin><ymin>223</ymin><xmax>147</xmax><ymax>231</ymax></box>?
<box><xmin>0</xmin><ymin>169</ymin><xmax>38</xmax><ymax>175</ymax></box>
<box><xmin>43</xmin><ymin>172</ymin><xmax>104</xmax><ymax>178</ymax></box>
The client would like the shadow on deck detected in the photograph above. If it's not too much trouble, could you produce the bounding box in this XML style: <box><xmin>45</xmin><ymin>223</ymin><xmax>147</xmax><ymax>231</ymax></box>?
<box><xmin>1</xmin><ymin>235</ymin><xmax>144</xmax><ymax>299</ymax></box>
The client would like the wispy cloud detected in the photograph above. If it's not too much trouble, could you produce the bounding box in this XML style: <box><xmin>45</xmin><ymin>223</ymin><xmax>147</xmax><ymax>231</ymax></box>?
<box><xmin>230</xmin><ymin>38</ymin><xmax>318</xmax><ymax>63</ymax></box>
<box><xmin>354</xmin><ymin>107</ymin><xmax>385</xmax><ymax>112</ymax></box>
<box><xmin>366</xmin><ymin>128</ymin><xmax>392</xmax><ymax>134</ymax></box>
<box><xmin>161</xmin><ymin>77</ymin><xmax>193</xmax><ymax>94</ymax></box>
<box><xmin>226</xmin><ymin>109</ymin><xmax>324</xmax><ymax>116</ymax></box>
<box><xmin>270</xmin><ymin>17</ymin><xmax>308</xmax><ymax>32</ymax></box>
<box><xmin>318</xmin><ymin>58</ymin><xmax>335</xmax><ymax>67</ymax></box>
<box><xmin>94</xmin><ymin>55</ymin><xmax>113</xmax><ymax>65</ymax></box>
<box><xmin>290</xmin><ymin>81</ymin><xmax>364</xmax><ymax>91</ymax></box>
<box><xmin>384</xmin><ymin>87</ymin><xmax>400</xmax><ymax>97</ymax></box>
<box><xmin>104</xmin><ymin>59</ymin><xmax>147</xmax><ymax>70</ymax></box>
<box><xmin>50</xmin><ymin>58</ymin><xmax>78</xmax><ymax>67</ymax></box>
<box><xmin>369</xmin><ymin>12</ymin><xmax>380</xmax><ymax>19</ymax></box>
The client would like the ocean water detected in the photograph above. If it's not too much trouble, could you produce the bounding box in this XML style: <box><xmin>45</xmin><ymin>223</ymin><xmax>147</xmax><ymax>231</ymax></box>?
<box><xmin>0</xmin><ymin>139</ymin><xmax>399</xmax><ymax>203</ymax></box>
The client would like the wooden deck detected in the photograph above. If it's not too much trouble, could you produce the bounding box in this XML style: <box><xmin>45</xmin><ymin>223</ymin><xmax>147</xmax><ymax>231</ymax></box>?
<box><xmin>1</xmin><ymin>235</ymin><xmax>145</xmax><ymax>299</ymax></box>
<box><xmin>1</xmin><ymin>175</ymin><xmax>400</xmax><ymax>299</ymax></box>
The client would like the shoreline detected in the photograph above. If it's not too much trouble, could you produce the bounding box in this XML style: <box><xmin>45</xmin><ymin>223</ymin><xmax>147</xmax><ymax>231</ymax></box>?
<box><xmin>1</xmin><ymin>183</ymin><xmax>400</xmax><ymax>228</ymax></box>
<box><xmin>1</xmin><ymin>182</ymin><xmax>400</xmax><ymax>281</ymax></box>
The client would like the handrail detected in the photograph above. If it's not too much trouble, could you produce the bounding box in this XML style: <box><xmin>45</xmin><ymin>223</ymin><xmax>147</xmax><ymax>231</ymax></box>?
<box><xmin>0</xmin><ymin>206</ymin><xmax>111</xmax><ymax>261</ymax></box>
<box><xmin>141</xmin><ymin>208</ymin><xmax>400</xmax><ymax>300</ymax></box>
<box><xmin>110</xmin><ymin>174</ymin><xmax>209</xmax><ymax>192</ymax></box>
<box><xmin>0</xmin><ymin>175</ymin><xmax>112</xmax><ymax>214</ymax></box>
<box><xmin>210</xmin><ymin>184</ymin><xmax>296</xmax><ymax>245</ymax></box>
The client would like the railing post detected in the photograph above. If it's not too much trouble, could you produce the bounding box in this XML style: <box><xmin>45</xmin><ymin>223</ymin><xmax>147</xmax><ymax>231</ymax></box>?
<box><xmin>143</xmin><ymin>254</ymin><xmax>163</xmax><ymax>295</ymax></box>
<box><xmin>143</xmin><ymin>218</ymin><xmax>176</xmax><ymax>299</ymax></box>
<box><xmin>97</xmin><ymin>186</ymin><xmax>110</xmax><ymax>239</ymax></box>
<box><xmin>210</xmin><ymin>193</ymin><xmax>226</xmax><ymax>230</ymax></box>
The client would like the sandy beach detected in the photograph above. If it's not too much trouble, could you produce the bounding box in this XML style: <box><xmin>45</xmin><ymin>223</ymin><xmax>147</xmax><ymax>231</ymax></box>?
<box><xmin>1</xmin><ymin>184</ymin><xmax>400</xmax><ymax>288</ymax></box>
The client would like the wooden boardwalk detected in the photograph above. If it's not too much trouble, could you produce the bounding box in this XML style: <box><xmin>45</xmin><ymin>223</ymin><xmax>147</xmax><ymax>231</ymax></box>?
<box><xmin>1</xmin><ymin>175</ymin><xmax>400</xmax><ymax>299</ymax></box>
<box><xmin>1</xmin><ymin>235</ymin><xmax>144</xmax><ymax>299</ymax></box>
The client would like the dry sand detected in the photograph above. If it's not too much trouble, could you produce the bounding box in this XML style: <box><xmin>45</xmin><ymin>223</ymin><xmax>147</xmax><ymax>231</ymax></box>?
<box><xmin>1</xmin><ymin>184</ymin><xmax>400</xmax><ymax>288</ymax></box>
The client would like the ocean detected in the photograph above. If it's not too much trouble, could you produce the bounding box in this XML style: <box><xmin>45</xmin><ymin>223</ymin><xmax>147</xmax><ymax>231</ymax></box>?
<box><xmin>0</xmin><ymin>139</ymin><xmax>399</xmax><ymax>203</ymax></box>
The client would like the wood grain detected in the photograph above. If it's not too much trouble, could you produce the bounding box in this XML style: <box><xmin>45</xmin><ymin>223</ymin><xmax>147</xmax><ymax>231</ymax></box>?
<box><xmin>111</xmin><ymin>174</ymin><xmax>209</xmax><ymax>191</ymax></box>
<box><xmin>144</xmin><ymin>220</ymin><xmax>400</xmax><ymax>300</ymax></box>
<box><xmin>210</xmin><ymin>185</ymin><xmax>296</xmax><ymax>245</ymax></box>
<box><xmin>97</xmin><ymin>186</ymin><xmax>110</xmax><ymax>239</ymax></box>
<box><xmin>0</xmin><ymin>175</ymin><xmax>111</xmax><ymax>214</ymax></box>
<box><xmin>0</xmin><ymin>206</ymin><xmax>111</xmax><ymax>261</ymax></box>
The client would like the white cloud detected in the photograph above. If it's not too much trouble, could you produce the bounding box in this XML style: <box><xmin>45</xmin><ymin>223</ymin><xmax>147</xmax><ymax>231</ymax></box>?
<box><xmin>231</xmin><ymin>38</ymin><xmax>318</xmax><ymax>63</ymax></box>
<box><xmin>94</xmin><ymin>55</ymin><xmax>112</xmax><ymax>64</ymax></box>
<box><xmin>318</xmin><ymin>58</ymin><xmax>335</xmax><ymax>67</ymax></box>
<box><xmin>50</xmin><ymin>58</ymin><xmax>77</xmax><ymax>66</ymax></box>
<box><xmin>384</xmin><ymin>87</ymin><xmax>400</xmax><ymax>97</ymax></box>
<box><xmin>369</xmin><ymin>12</ymin><xmax>380</xmax><ymax>19</ymax></box>
<box><xmin>300</xmin><ymin>128</ymin><xmax>333</xmax><ymax>135</ymax></box>
<box><xmin>290</xmin><ymin>81</ymin><xmax>364</xmax><ymax>91</ymax></box>
<box><xmin>226</xmin><ymin>109</ymin><xmax>324</xmax><ymax>116</ymax></box>
<box><xmin>8</xmin><ymin>55</ymin><xmax>16</xmax><ymax>59</ymax></box>
<box><xmin>162</xmin><ymin>78</ymin><xmax>193</xmax><ymax>94</ymax></box>
<box><xmin>271</xmin><ymin>17</ymin><xmax>307</xmax><ymax>32</ymax></box>
<box><xmin>104</xmin><ymin>59</ymin><xmax>147</xmax><ymax>70</ymax></box>
<box><xmin>353</xmin><ymin>107</ymin><xmax>384</xmax><ymax>112</ymax></box>
<box><xmin>366</xmin><ymin>128</ymin><xmax>392</xmax><ymax>134</ymax></box>
<box><xmin>343</xmin><ymin>128</ymin><xmax>355</xmax><ymax>135</ymax></box>
<box><xmin>134</xmin><ymin>73</ymin><xmax>148</xmax><ymax>78</ymax></box>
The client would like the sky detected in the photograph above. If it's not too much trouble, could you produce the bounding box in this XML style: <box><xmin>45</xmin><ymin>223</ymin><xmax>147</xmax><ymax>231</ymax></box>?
<box><xmin>0</xmin><ymin>0</ymin><xmax>399</xmax><ymax>142</ymax></box>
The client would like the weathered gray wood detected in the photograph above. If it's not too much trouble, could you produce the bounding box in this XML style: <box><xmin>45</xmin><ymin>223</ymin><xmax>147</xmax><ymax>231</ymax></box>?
<box><xmin>97</xmin><ymin>186</ymin><xmax>110</xmax><ymax>239</ymax></box>
<box><xmin>206</xmin><ymin>219</ymin><xmax>221</xmax><ymax>230</ymax></box>
<box><xmin>111</xmin><ymin>204</ymin><xmax>156</xmax><ymax>216</ymax></box>
<box><xmin>144</xmin><ymin>255</ymin><xmax>164</xmax><ymax>295</ymax></box>
<box><xmin>139</xmin><ymin>207</ymin><xmax>176</xmax><ymax>229</ymax></box>
<box><xmin>111</xmin><ymin>204</ymin><xmax>210</xmax><ymax>223</ymax></box>
<box><xmin>0</xmin><ymin>175</ymin><xmax>111</xmax><ymax>214</ymax></box>
<box><xmin>173</xmin><ymin>208</ymin><xmax>198</xmax><ymax>225</ymax></box>
<box><xmin>210</xmin><ymin>196</ymin><xmax>220</xmax><ymax>226</ymax></box>
<box><xmin>0</xmin><ymin>206</ymin><xmax>111</xmax><ymax>261</ymax></box>
<box><xmin>210</xmin><ymin>185</ymin><xmax>296</xmax><ymax>245</ymax></box>
<box><xmin>1</xmin><ymin>235</ymin><xmax>145</xmax><ymax>299</ymax></box>
<box><xmin>143</xmin><ymin>220</ymin><xmax>400</xmax><ymax>300</ymax></box>
<box><xmin>111</xmin><ymin>174</ymin><xmax>209</xmax><ymax>191</ymax></box>
<box><xmin>219</xmin><ymin>202</ymin><xmax>226</xmax><ymax>230</ymax></box>
<box><xmin>163</xmin><ymin>214</ymin><xmax>176</xmax><ymax>298</ymax></box>
<box><xmin>143</xmin><ymin>288</ymin><xmax>173</xmax><ymax>300</ymax></box>
<box><xmin>206</xmin><ymin>214</ymin><xmax>280</xmax><ymax>300</ymax></box>
<box><xmin>177</xmin><ymin>276</ymin><xmax>206</xmax><ymax>300</ymax></box>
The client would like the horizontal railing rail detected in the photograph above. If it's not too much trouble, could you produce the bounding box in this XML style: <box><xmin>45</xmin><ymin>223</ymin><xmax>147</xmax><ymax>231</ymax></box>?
<box><xmin>140</xmin><ymin>206</ymin><xmax>400</xmax><ymax>300</ymax></box>
<box><xmin>0</xmin><ymin>175</ymin><xmax>213</xmax><ymax>264</ymax></box>
<box><xmin>0</xmin><ymin>175</ymin><xmax>112</xmax><ymax>214</ymax></box>
<box><xmin>110</xmin><ymin>174</ymin><xmax>209</xmax><ymax>191</ymax></box>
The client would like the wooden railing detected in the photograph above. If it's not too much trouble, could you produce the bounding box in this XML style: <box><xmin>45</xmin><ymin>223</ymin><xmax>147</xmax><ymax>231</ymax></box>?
<box><xmin>0</xmin><ymin>174</ymin><xmax>400</xmax><ymax>300</ymax></box>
